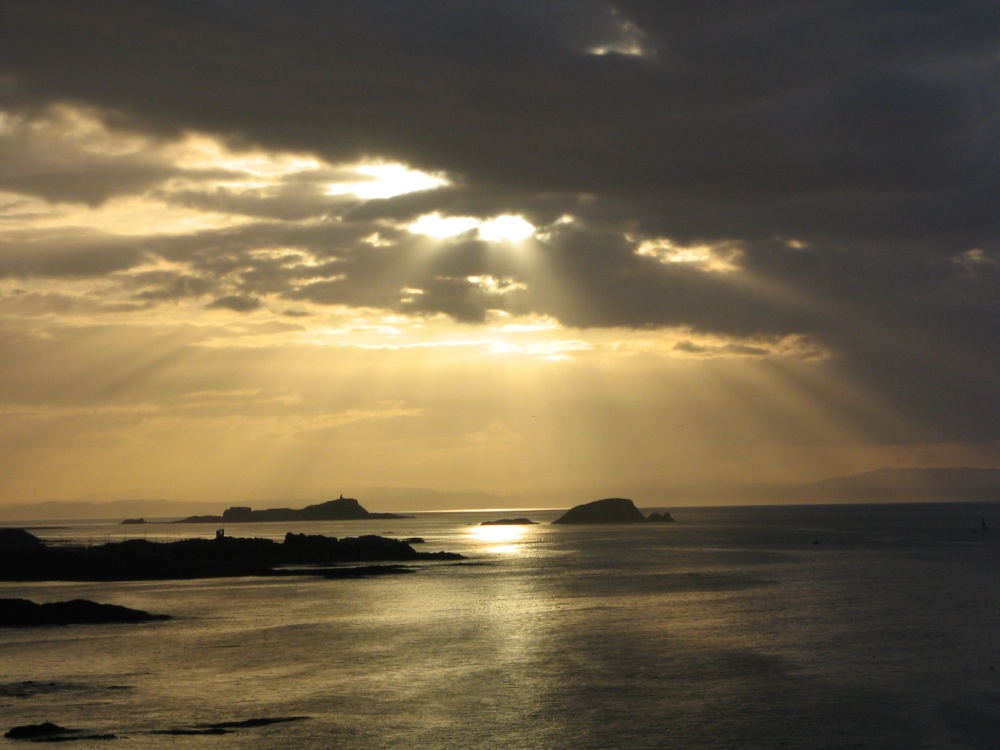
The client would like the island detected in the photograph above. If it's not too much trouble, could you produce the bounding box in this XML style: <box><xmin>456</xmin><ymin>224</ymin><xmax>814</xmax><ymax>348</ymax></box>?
<box><xmin>0</xmin><ymin>529</ymin><xmax>463</xmax><ymax>582</ymax></box>
<box><xmin>480</xmin><ymin>518</ymin><xmax>537</xmax><ymax>526</ymax></box>
<box><xmin>551</xmin><ymin>498</ymin><xmax>675</xmax><ymax>524</ymax></box>
<box><xmin>177</xmin><ymin>496</ymin><xmax>411</xmax><ymax>524</ymax></box>
<box><xmin>0</xmin><ymin>598</ymin><xmax>170</xmax><ymax>627</ymax></box>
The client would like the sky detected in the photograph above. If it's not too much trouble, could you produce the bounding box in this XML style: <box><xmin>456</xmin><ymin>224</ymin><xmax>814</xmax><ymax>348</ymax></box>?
<box><xmin>1</xmin><ymin>1</ymin><xmax>999</xmax><ymax>511</ymax></box>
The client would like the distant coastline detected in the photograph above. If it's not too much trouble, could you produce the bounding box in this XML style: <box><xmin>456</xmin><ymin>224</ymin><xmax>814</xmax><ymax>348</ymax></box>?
<box><xmin>3</xmin><ymin>467</ymin><xmax>1000</xmax><ymax>523</ymax></box>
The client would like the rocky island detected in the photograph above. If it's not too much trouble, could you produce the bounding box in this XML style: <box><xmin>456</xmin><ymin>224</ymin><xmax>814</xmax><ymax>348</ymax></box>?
<box><xmin>0</xmin><ymin>598</ymin><xmax>170</xmax><ymax>627</ymax></box>
<box><xmin>178</xmin><ymin>496</ymin><xmax>410</xmax><ymax>524</ymax></box>
<box><xmin>480</xmin><ymin>518</ymin><xmax>537</xmax><ymax>526</ymax></box>
<box><xmin>0</xmin><ymin>529</ymin><xmax>462</xmax><ymax>582</ymax></box>
<box><xmin>552</xmin><ymin>498</ymin><xmax>675</xmax><ymax>524</ymax></box>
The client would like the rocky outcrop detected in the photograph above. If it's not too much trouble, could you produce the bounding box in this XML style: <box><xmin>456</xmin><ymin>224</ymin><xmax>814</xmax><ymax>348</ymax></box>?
<box><xmin>647</xmin><ymin>512</ymin><xmax>675</xmax><ymax>523</ymax></box>
<box><xmin>176</xmin><ymin>514</ymin><xmax>224</xmax><ymax>523</ymax></box>
<box><xmin>0</xmin><ymin>598</ymin><xmax>170</xmax><ymax>627</ymax></box>
<box><xmin>0</xmin><ymin>528</ymin><xmax>44</xmax><ymax>550</ymax></box>
<box><xmin>552</xmin><ymin>498</ymin><xmax>675</xmax><ymax>524</ymax></box>
<box><xmin>0</xmin><ymin>532</ymin><xmax>463</xmax><ymax>582</ymax></box>
<box><xmin>480</xmin><ymin>518</ymin><xmax>537</xmax><ymax>526</ymax></box>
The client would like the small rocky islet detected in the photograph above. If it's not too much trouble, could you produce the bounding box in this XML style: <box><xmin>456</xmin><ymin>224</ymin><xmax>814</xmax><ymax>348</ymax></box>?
<box><xmin>551</xmin><ymin>498</ymin><xmax>675</xmax><ymax>524</ymax></box>
<box><xmin>480</xmin><ymin>517</ymin><xmax>537</xmax><ymax>526</ymax></box>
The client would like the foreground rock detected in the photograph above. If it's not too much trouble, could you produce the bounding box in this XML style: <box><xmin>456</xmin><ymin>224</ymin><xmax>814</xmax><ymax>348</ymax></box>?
<box><xmin>0</xmin><ymin>528</ymin><xmax>45</xmax><ymax>550</ymax></box>
<box><xmin>0</xmin><ymin>598</ymin><xmax>170</xmax><ymax>627</ymax></box>
<box><xmin>0</xmin><ymin>530</ymin><xmax>463</xmax><ymax>582</ymax></box>
<box><xmin>552</xmin><ymin>498</ymin><xmax>675</xmax><ymax>524</ymax></box>
<box><xmin>152</xmin><ymin>716</ymin><xmax>310</xmax><ymax>735</ymax></box>
<box><xmin>4</xmin><ymin>722</ymin><xmax>115</xmax><ymax>741</ymax></box>
<box><xmin>178</xmin><ymin>496</ymin><xmax>410</xmax><ymax>524</ymax></box>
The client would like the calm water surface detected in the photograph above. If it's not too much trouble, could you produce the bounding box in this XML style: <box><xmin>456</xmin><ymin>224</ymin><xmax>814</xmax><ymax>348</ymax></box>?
<box><xmin>3</xmin><ymin>502</ymin><xmax>1000</xmax><ymax>748</ymax></box>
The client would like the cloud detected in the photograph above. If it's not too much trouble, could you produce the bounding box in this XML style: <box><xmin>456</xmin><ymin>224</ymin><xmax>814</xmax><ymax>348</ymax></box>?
<box><xmin>206</xmin><ymin>294</ymin><xmax>262</xmax><ymax>313</ymax></box>
<box><xmin>1</xmin><ymin>0</ymin><xmax>1000</xmax><ymax>487</ymax></box>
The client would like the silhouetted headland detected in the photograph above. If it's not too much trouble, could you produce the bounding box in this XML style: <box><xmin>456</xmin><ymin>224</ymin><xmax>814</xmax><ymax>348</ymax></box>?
<box><xmin>0</xmin><ymin>529</ymin><xmax>462</xmax><ymax>582</ymax></box>
<box><xmin>552</xmin><ymin>498</ymin><xmax>676</xmax><ymax>524</ymax></box>
<box><xmin>0</xmin><ymin>528</ymin><xmax>45</xmax><ymax>550</ymax></box>
<box><xmin>177</xmin><ymin>496</ymin><xmax>411</xmax><ymax>523</ymax></box>
<box><xmin>480</xmin><ymin>518</ymin><xmax>537</xmax><ymax>525</ymax></box>
<box><xmin>0</xmin><ymin>598</ymin><xmax>170</xmax><ymax>627</ymax></box>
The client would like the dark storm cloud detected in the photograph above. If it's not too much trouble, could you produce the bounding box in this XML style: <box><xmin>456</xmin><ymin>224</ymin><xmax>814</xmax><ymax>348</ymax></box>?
<box><xmin>3</xmin><ymin>1</ymin><xmax>998</xmax><ymax>244</ymax></box>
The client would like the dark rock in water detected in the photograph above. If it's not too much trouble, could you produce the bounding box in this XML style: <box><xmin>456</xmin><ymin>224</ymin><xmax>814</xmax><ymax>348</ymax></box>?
<box><xmin>5</xmin><ymin>722</ymin><xmax>73</xmax><ymax>739</ymax></box>
<box><xmin>176</xmin><ymin>514</ymin><xmax>224</xmax><ymax>524</ymax></box>
<box><xmin>0</xmin><ymin>529</ymin><xmax>44</xmax><ymax>550</ymax></box>
<box><xmin>153</xmin><ymin>716</ymin><xmax>310</xmax><ymax>736</ymax></box>
<box><xmin>402</xmin><ymin>537</ymin><xmax>425</xmax><ymax>544</ymax></box>
<box><xmin>0</xmin><ymin>598</ymin><xmax>170</xmax><ymax>627</ymax></box>
<box><xmin>199</xmin><ymin>716</ymin><xmax>310</xmax><ymax>730</ymax></box>
<box><xmin>646</xmin><ymin>512</ymin><xmax>675</xmax><ymax>523</ymax></box>
<box><xmin>3</xmin><ymin>722</ymin><xmax>114</xmax><ymax>741</ymax></box>
<box><xmin>119</xmin><ymin>518</ymin><xmax>146</xmax><ymax>525</ymax></box>
<box><xmin>552</xmin><ymin>498</ymin><xmax>674</xmax><ymax>524</ymax></box>
<box><xmin>480</xmin><ymin>518</ymin><xmax>537</xmax><ymax>526</ymax></box>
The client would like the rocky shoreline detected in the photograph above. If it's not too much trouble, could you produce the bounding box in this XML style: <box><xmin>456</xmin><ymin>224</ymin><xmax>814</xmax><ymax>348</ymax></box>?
<box><xmin>0</xmin><ymin>529</ymin><xmax>463</xmax><ymax>582</ymax></box>
<box><xmin>0</xmin><ymin>598</ymin><xmax>170</xmax><ymax>627</ymax></box>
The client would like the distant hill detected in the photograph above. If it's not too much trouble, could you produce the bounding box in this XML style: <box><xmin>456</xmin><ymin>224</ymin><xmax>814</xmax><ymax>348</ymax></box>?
<box><xmin>561</xmin><ymin>467</ymin><xmax>1000</xmax><ymax>507</ymax></box>
<box><xmin>801</xmin><ymin>467</ymin><xmax>1000</xmax><ymax>500</ymax></box>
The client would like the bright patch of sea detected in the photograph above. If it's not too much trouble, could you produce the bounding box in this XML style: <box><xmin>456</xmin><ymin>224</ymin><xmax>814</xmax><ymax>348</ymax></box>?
<box><xmin>3</xmin><ymin>502</ymin><xmax>1000</xmax><ymax>748</ymax></box>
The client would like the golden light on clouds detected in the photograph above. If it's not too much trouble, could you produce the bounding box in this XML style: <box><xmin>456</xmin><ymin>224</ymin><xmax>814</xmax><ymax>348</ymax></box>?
<box><xmin>1</xmin><ymin>100</ymin><xmax>984</xmax><ymax>510</ymax></box>
<box><xmin>634</xmin><ymin>238</ymin><xmax>742</xmax><ymax>272</ymax></box>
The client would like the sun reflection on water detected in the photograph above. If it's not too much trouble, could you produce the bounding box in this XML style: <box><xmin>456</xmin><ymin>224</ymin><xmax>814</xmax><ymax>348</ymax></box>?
<box><xmin>467</xmin><ymin>523</ymin><xmax>531</xmax><ymax>554</ymax></box>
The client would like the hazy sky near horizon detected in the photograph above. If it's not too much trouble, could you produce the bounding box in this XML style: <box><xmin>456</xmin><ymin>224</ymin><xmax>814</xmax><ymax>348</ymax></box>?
<box><xmin>1</xmin><ymin>1</ymin><xmax>999</xmax><ymax>508</ymax></box>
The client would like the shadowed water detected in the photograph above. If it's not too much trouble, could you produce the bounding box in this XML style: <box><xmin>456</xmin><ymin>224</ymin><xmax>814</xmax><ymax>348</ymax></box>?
<box><xmin>2</xmin><ymin>503</ymin><xmax>1000</xmax><ymax>748</ymax></box>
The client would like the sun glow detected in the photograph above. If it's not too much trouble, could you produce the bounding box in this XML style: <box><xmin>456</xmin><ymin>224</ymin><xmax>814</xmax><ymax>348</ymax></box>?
<box><xmin>408</xmin><ymin>212</ymin><xmax>536</xmax><ymax>242</ymax></box>
<box><xmin>478</xmin><ymin>215</ymin><xmax>535</xmax><ymax>242</ymax></box>
<box><xmin>407</xmin><ymin>213</ymin><xmax>480</xmax><ymax>238</ymax></box>
<box><xmin>328</xmin><ymin>163</ymin><xmax>449</xmax><ymax>200</ymax></box>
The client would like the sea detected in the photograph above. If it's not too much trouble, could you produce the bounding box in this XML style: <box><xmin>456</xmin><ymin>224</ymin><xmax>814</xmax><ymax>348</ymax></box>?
<box><xmin>2</xmin><ymin>501</ymin><xmax>1000</xmax><ymax>749</ymax></box>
